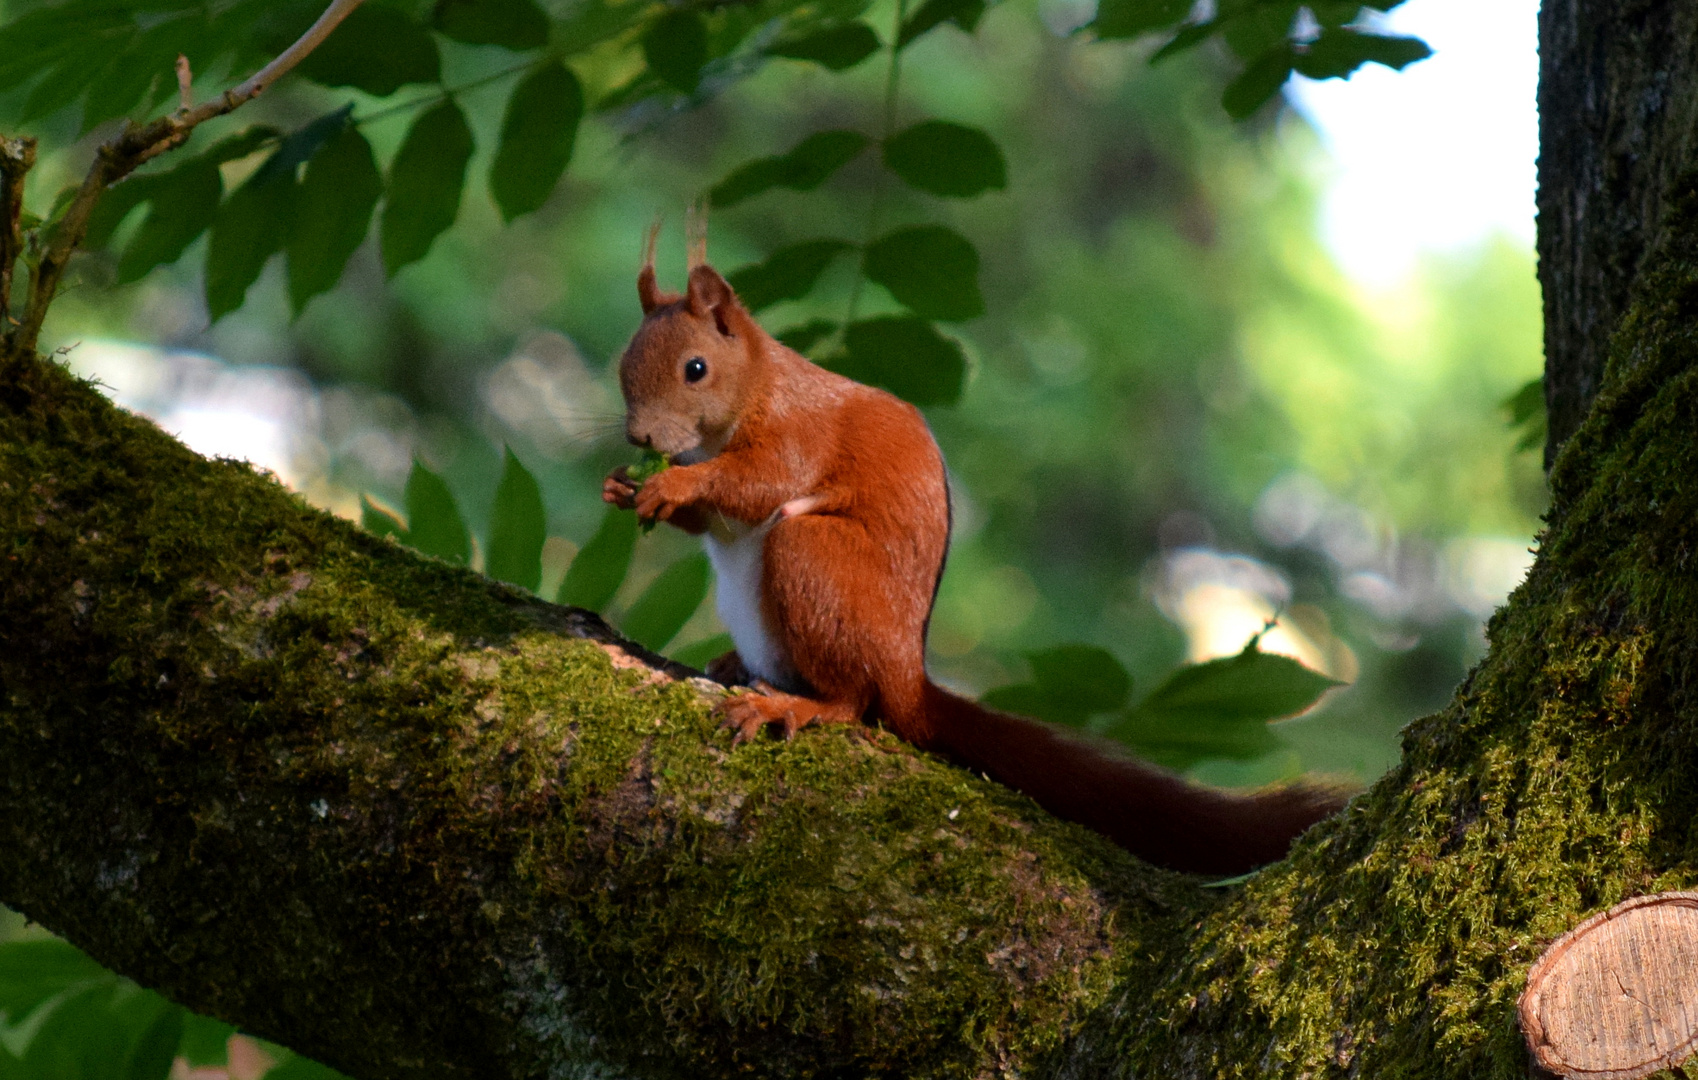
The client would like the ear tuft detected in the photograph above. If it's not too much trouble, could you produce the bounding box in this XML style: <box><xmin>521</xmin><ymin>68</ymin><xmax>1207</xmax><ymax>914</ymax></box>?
<box><xmin>637</xmin><ymin>216</ymin><xmax>672</xmax><ymax>315</ymax></box>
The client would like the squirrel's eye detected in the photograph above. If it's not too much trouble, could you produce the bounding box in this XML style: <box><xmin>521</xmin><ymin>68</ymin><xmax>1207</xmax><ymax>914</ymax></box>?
<box><xmin>684</xmin><ymin>357</ymin><xmax>708</xmax><ymax>383</ymax></box>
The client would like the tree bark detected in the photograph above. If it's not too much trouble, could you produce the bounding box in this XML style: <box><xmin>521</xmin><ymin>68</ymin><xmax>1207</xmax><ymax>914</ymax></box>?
<box><xmin>5</xmin><ymin>2</ymin><xmax>1698</xmax><ymax>1077</ymax></box>
<box><xmin>1537</xmin><ymin>0</ymin><xmax>1698</xmax><ymax>462</ymax></box>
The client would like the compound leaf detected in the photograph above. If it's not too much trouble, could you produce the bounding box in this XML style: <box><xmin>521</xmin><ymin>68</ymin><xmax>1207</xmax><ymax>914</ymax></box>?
<box><xmin>382</xmin><ymin>99</ymin><xmax>474</xmax><ymax>275</ymax></box>
<box><xmin>490</xmin><ymin>62</ymin><xmax>583</xmax><ymax>222</ymax></box>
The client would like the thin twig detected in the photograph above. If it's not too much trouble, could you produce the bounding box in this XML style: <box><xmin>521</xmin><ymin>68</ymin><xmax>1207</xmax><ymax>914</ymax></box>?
<box><xmin>176</xmin><ymin>54</ymin><xmax>193</xmax><ymax>111</ymax></box>
<box><xmin>9</xmin><ymin>0</ymin><xmax>367</xmax><ymax>353</ymax></box>
<box><xmin>0</xmin><ymin>136</ymin><xmax>36</xmax><ymax>328</ymax></box>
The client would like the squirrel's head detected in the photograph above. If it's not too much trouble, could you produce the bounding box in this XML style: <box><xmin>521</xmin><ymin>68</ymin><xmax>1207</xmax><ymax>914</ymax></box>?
<box><xmin>618</xmin><ymin>256</ymin><xmax>763</xmax><ymax>462</ymax></box>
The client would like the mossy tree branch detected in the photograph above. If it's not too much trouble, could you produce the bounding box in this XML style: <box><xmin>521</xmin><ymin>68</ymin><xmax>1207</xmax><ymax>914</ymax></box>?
<box><xmin>7</xmin><ymin>172</ymin><xmax>1698</xmax><ymax>1072</ymax></box>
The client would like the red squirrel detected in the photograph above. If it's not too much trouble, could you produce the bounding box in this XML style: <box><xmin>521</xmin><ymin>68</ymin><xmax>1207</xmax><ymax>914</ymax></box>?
<box><xmin>602</xmin><ymin>241</ymin><xmax>1345</xmax><ymax>875</ymax></box>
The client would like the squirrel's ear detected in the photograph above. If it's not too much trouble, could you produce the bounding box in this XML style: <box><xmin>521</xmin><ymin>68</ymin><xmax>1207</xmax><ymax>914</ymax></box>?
<box><xmin>686</xmin><ymin>264</ymin><xmax>742</xmax><ymax>336</ymax></box>
<box><xmin>638</xmin><ymin>266</ymin><xmax>664</xmax><ymax>315</ymax></box>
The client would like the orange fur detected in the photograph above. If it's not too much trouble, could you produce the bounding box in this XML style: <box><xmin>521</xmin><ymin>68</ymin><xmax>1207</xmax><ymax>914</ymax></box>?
<box><xmin>604</xmin><ymin>257</ymin><xmax>1345</xmax><ymax>875</ymax></box>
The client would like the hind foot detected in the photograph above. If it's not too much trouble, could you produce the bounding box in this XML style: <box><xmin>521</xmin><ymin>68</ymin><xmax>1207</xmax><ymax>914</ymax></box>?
<box><xmin>715</xmin><ymin>686</ymin><xmax>861</xmax><ymax>745</ymax></box>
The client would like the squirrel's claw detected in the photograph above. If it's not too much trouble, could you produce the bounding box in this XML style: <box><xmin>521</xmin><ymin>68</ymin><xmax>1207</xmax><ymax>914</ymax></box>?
<box><xmin>714</xmin><ymin>687</ymin><xmax>859</xmax><ymax>745</ymax></box>
<box><xmin>602</xmin><ymin>468</ymin><xmax>638</xmax><ymax>509</ymax></box>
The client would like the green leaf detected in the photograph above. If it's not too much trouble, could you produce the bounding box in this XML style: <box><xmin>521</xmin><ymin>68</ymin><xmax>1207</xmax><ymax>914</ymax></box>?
<box><xmin>897</xmin><ymin>0</ymin><xmax>984</xmax><ymax>48</ymax></box>
<box><xmin>125</xmin><ymin>1003</ymin><xmax>184</xmax><ymax>1080</ymax></box>
<box><xmin>1502</xmin><ymin>376</ymin><xmax>1546</xmax><ymax>453</ymax></box>
<box><xmin>403</xmin><ymin>460</ymin><xmax>471</xmax><ymax>564</ymax></box>
<box><xmin>835</xmin><ymin>316</ymin><xmax>966</xmax><ymax>406</ymax></box>
<box><xmin>117</xmin><ymin>161</ymin><xmax>221</xmax><ymax>284</ymax></box>
<box><xmin>862</xmin><ymin>225</ymin><xmax>983</xmax><ymax>321</ymax></box>
<box><xmin>882</xmin><ymin>120</ymin><xmax>1006</xmax><ymax>198</ymax></box>
<box><xmin>262</xmin><ymin>1051</ymin><xmax>356</xmax><ymax>1080</ymax></box>
<box><xmin>977</xmin><ymin>683</ymin><xmax>1050</xmax><ymax>719</ymax></box>
<box><xmin>776</xmin><ymin>319</ymin><xmax>838</xmax><ymax>354</ymax></box>
<box><xmin>725</xmin><ymin>240</ymin><xmax>853</xmax><ymax>312</ymax></box>
<box><xmin>490</xmin><ymin>62</ymin><xmax>583</xmax><ymax>222</ymax></box>
<box><xmin>1219</xmin><ymin>1</ymin><xmax>1299</xmax><ymax>60</ymax></box>
<box><xmin>621</xmin><ymin>552</ymin><xmax>711</xmax><ymax>651</ymax></box>
<box><xmin>296</xmin><ymin>5</ymin><xmax>440</xmax><ymax>95</ymax></box>
<box><xmin>980</xmin><ymin>644</ymin><xmax>1131</xmax><ymax>726</ymax></box>
<box><xmin>1028</xmin><ymin>644</ymin><xmax>1132</xmax><ymax>715</ymax></box>
<box><xmin>360</xmin><ymin>495</ymin><xmax>407</xmax><ymax>540</ymax></box>
<box><xmin>204</xmin><ymin>166</ymin><xmax>297</xmax><ymax>322</ymax></box>
<box><xmin>1091</xmin><ymin>0</ymin><xmax>1190</xmax><ymax>40</ymax></box>
<box><xmin>1221</xmin><ymin>46</ymin><xmax>1294</xmax><ymax>119</ymax></box>
<box><xmin>671</xmin><ymin>631</ymin><xmax>735</xmax><ymax>669</ymax></box>
<box><xmin>288</xmin><ymin>123</ymin><xmax>383</xmax><ymax>313</ymax></box>
<box><xmin>199</xmin><ymin>126</ymin><xmax>283</xmax><ymax>167</ymax></box>
<box><xmin>382</xmin><ymin>99</ymin><xmax>474</xmax><ymax>276</ymax></box>
<box><xmin>434</xmin><ymin>0</ymin><xmax>551</xmax><ymax>48</ymax></box>
<box><xmin>19</xmin><ymin>53</ymin><xmax>94</xmax><ymax>124</ymax></box>
<box><xmin>80</xmin><ymin>24</ymin><xmax>180</xmax><ymax>132</ymax></box>
<box><xmin>203</xmin><ymin>108</ymin><xmax>348</xmax><ymax>318</ymax></box>
<box><xmin>258</xmin><ymin>105</ymin><xmax>355</xmax><ymax>186</ymax></box>
<box><xmin>1110</xmin><ymin>707</ymin><xmax>1283</xmax><ymax>770</ymax></box>
<box><xmin>21</xmin><ymin>984</ymin><xmax>141</xmax><ymax>1077</ymax></box>
<box><xmin>557</xmin><ymin>506</ymin><xmax>637</xmax><ymax>611</ymax></box>
<box><xmin>1104</xmin><ymin>640</ymin><xmax>1342</xmax><ymax>769</ymax></box>
<box><xmin>643</xmin><ymin>8</ymin><xmax>709</xmax><ymax>93</ymax></box>
<box><xmin>177</xmin><ymin>1014</ymin><xmax>237</xmax><ymax>1067</ymax></box>
<box><xmin>0</xmin><ymin>5</ymin><xmax>133</xmax><ymax>96</ymax></box>
<box><xmin>1136</xmin><ymin>640</ymin><xmax>1342</xmax><ymax>725</ymax></box>
<box><xmin>84</xmin><ymin>176</ymin><xmax>165</xmax><ymax>253</ymax></box>
<box><xmin>1294</xmin><ymin>28</ymin><xmax>1432</xmax><ymax>80</ymax></box>
<box><xmin>709</xmin><ymin>130</ymin><xmax>869</xmax><ymax>209</ymax></box>
<box><xmin>0</xmin><ymin>940</ymin><xmax>107</xmax><ymax>1019</ymax></box>
<box><xmin>486</xmin><ymin>447</ymin><xmax>546</xmax><ymax>591</ymax></box>
<box><xmin>768</xmin><ymin>22</ymin><xmax>880</xmax><ymax>69</ymax></box>
<box><xmin>1150</xmin><ymin>19</ymin><xmax>1217</xmax><ymax>62</ymax></box>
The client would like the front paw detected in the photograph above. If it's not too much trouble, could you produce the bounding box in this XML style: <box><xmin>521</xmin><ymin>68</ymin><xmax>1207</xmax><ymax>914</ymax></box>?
<box><xmin>602</xmin><ymin>466</ymin><xmax>639</xmax><ymax>509</ymax></box>
<box><xmin>633</xmin><ymin>465</ymin><xmax>701</xmax><ymax>524</ymax></box>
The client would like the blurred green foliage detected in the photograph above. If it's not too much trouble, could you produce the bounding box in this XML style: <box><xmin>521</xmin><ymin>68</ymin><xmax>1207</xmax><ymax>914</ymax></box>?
<box><xmin>0</xmin><ymin>929</ymin><xmax>349</xmax><ymax>1080</ymax></box>
<box><xmin>0</xmin><ymin>0</ymin><xmax>1549</xmax><ymax>1066</ymax></box>
<box><xmin>0</xmin><ymin>0</ymin><xmax>1542</xmax><ymax>795</ymax></box>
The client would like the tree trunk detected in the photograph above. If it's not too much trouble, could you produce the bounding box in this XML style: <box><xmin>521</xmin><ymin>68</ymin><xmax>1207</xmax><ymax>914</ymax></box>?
<box><xmin>4</xmin><ymin>3</ymin><xmax>1698</xmax><ymax>1077</ymax></box>
<box><xmin>1537</xmin><ymin>0</ymin><xmax>1698</xmax><ymax>462</ymax></box>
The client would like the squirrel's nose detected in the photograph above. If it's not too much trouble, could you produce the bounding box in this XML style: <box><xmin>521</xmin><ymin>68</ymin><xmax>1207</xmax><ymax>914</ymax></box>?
<box><xmin>626</xmin><ymin>426</ymin><xmax>652</xmax><ymax>449</ymax></box>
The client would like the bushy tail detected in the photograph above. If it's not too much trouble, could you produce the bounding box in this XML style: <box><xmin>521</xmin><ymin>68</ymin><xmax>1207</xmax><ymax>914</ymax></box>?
<box><xmin>921</xmin><ymin>682</ymin><xmax>1347</xmax><ymax>875</ymax></box>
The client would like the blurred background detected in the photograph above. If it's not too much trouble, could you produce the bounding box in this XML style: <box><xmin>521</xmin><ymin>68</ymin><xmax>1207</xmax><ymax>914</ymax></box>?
<box><xmin>10</xmin><ymin>0</ymin><xmax>1545</xmax><ymax>791</ymax></box>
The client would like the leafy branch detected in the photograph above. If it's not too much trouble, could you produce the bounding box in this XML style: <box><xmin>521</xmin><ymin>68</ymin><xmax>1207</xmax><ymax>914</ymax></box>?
<box><xmin>3</xmin><ymin>0</ymin><xmax>370</xmax><ymax>353</ymax></box>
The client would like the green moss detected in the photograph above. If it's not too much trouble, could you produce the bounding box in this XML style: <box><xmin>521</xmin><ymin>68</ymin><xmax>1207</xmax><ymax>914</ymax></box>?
<box><xmin>1041</xmin><ymin>180</ymin><xmax>1698</xmax><ymax>1079</ymax></box>
<box><xmin>0</xmin><ymin>350</ymin><xmax>1203</xmax><ymax>1078</ymax></box>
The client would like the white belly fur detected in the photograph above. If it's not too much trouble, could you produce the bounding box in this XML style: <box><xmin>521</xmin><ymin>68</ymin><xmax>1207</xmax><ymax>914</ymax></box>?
<box><xmin>703</xmin><ymin>516</ymin><xmax>793</xmax><ymax>689</ymax></box>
